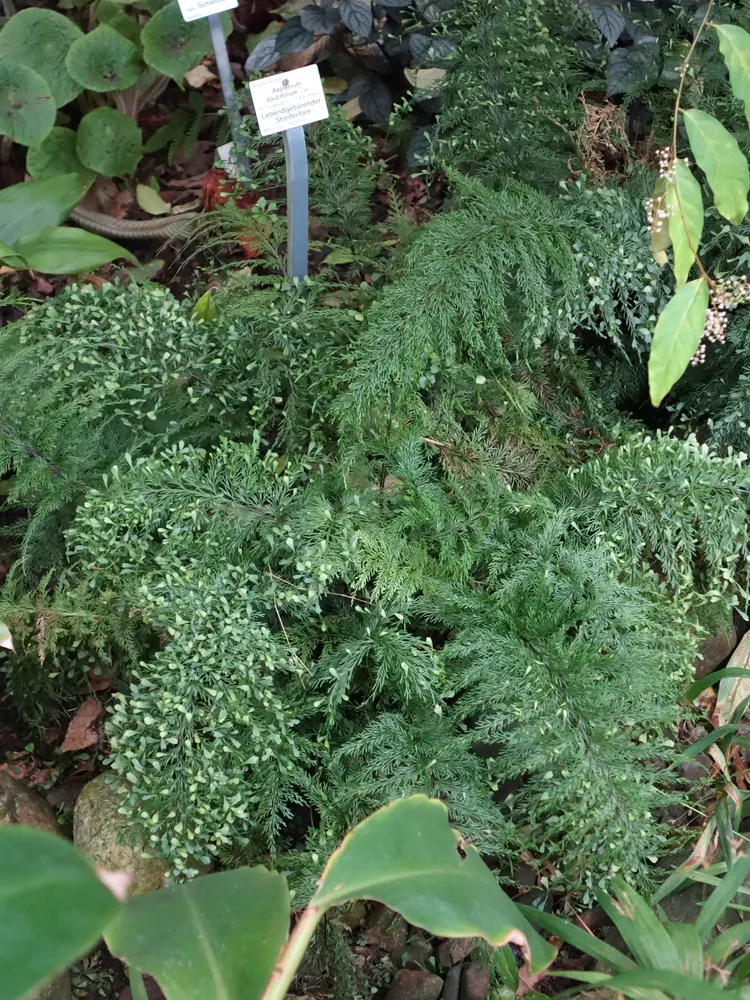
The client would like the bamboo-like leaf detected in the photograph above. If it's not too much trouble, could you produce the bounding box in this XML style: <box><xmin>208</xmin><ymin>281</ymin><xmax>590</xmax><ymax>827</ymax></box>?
<box><xmin>604</xmin><ymin>969</ymin><xmax>728</xmax><ymax>1000</ymax></box>
<box><xmin>312</xmin><ymin>796</ymin><xmax>555</xmax><ymax>974</ymax></box>
<box><xmin>715</xmin><ymin>24</ymin><xmax>750</xmax><ymax>129</ymax></box>
<box><xmin>666</xmin><ymin>160</ymin><xmax>704</xmax><ymax>288</ymax></box>
<box><xmin>705</xmin><ymin>920</ymin><xmax>750</xmax><ymax>965</ymax></box>
<box><xmin>648</xmin><ymin>278</ymin><xmax>709</xmax><ymax>406</ymax></box>
<box><xmin>517</xmin><ymin>904</ymin><xmax>634</xmax><ymax>974</ymax></box>
<box><xmin>595</xmin><ymin>879</ymin><xmax>680</xmax><ymax>971</ymax></box>
<box><xmin>695</xmin><ymin>853</ymin><xmax>750</xmax><ymax>940</ymax></box>
<box><xmin>686</xmin><ymin>667</ymin><xmax>750</xmax><ymax>702</ymax></box>
<box><xmin>664</xmin><ymin>922</ymin><xmax>702</xmax><ymax>980</ymax></box>
<box><xmin>683</xmin><ymin>109</ymin><xmax>749</xmax><ymax>224</ymax></box>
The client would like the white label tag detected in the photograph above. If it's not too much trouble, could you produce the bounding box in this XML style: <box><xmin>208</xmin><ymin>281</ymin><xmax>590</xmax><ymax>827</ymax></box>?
<box><xmin>248</xmin><ymin>65</ymin><xmax>329</xmax><ymax>136</ymax></box>
<box><xmin>177</xmin><ymin>0</ymin><xmax>237</xmax><ymax>23</ymax></box>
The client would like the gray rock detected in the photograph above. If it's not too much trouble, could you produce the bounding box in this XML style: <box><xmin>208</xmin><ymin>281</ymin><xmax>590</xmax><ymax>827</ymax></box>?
<box><xmin>459</xmin><ymin>963</ymin><xmax>490</xmax><ymax>1000</ymax></box>
<box><xmin>386</xmin><ymin>970</ymin><xmax>443</xmax><ymax>1000</ymax></box>
<box><xmin>401</xmin><ymin>936</ymin><xmax>434</xmax><ymax>971</ymax></box>
<box><xmin>694</xmin><ymin>625</ymin><xmax>737</xmax><ymax>679</ymax></box>
<box><xmin>364</xmin><ymin>905</ymin><xmax>409</xmax><ymax>958</ymax></box>
<box><xmin>73</xmin><ymin>774</ymin><xmax>168</xmax><ymax>896</ymax></box>
<box><xmin>436</xmin><ymin>938</ymin><xmax>477</xmax><ymax>970</ymax></box>
<box><xmin>0</xmin><ymin>772</ymin><xmax>59</xmax><ymax>834</ymax></box>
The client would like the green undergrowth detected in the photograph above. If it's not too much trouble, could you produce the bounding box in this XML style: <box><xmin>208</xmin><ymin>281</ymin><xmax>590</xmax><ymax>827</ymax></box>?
<box><xmin>3</xmin><ymin>23</ymin><xmax>750</xmax><ymax>908</ymax></box>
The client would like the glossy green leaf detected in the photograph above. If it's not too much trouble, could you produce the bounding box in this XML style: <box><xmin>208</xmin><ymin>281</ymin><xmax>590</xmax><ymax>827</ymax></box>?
<box><xmin>0</xmin><ymin>62</ymin><xmax>55</xmax><ymax>146</ymax></box>
<box><xmin>191</xmin><ymin>289</ymin><xmax>218</xmax><ymax>322</ymax></box>
<box><xmin>648</xmin><ymin>278</ymin><xmax>708</xmax><ymax>406</ymax></box>
<box><xmin>142</xmin><ymin>2</ymin><xmax>217</xmax><ymax>82</ymax></box>
<box><xmin>312</xmin><ymin>796</ymin><xmax>555</xmax><ymax>975</ymax></box>
<box><xmin>0</xmin><ymin>825</ymin><xmax>120</xmax><ymax>1000</ymax></box>
<box><xmin>683</xmin><ymin>109</ymin><xmax>749</xmax><ymax>224</ymax></box>
<box><xmin>77</xmin><ymin>107</ymin><xmax>142</xmax><ymax>177</ymax></box>
<box><xmin>517</xmin><ymin>904</ymin><xmax>634</xmax><ymax>974</ymax></box>
<box><xmin>666</xmin><ymin>160</ymin><xmax>703</xmax><ymax>289</ymax></box>
<box><xmin>695</xmin><ymin>853</ymin><xmax>750</xmax><ymax>940</ymax></box>
<box><xmin>715</xmin><ymin>24</ymin><xmax>750</xmax><ymax>129</ymax></box>
<box><xmin>26</xmin><ymin>127</ymin><xmax>95</xmax><ymax>185</ymax></box>
<box><xmin>106</xmin><ymin>868</ymin><xmax>289</xmax><ymax>1000</ymax></box>
<box><xmin>0</xmin><ymin>8</ymin><xmax>84</xmax><ymax>107</ymax></box>
<box><xmin>0</xmin><ymin>173</ymin><xmax>85</xmax><ymax>245</ymax></box>
<box><xmin>14</xmin><ymin>227</ymin><xmax>137</xmax><ymax>273</ymax></box>
<box><xmin>66</xmin><ymin>24</ymin><xmax>143</xmax><ymax>93</ymax></box>
<box><xmin>595</xmin><ymin>879</ymin><xmax>680</xmax><ymax>972</ymax></box>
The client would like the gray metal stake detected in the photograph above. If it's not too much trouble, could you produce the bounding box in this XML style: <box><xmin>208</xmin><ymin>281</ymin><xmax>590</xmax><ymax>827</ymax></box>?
<box><xmin>207</xmin><ymin>13</ymin><xmax>243</xmax><ymax>143</ymax></box>
<box><xmin>282</xmin><ymin>125</ymin><xmax>309</xmax><ymax>280</ymax></box>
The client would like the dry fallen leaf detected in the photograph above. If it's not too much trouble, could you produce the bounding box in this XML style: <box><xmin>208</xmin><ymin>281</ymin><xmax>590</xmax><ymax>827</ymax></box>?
<box><xmin>404</xmin><ymin>67</ymin><xmax>447</xmax><ymax>90</ymax></box>
<box><xmin>60</xmin><ymin>696</ymin><xmax>105</xmax><ymax>752</ymax></box>
<box><xmin>0</xmin><ymin>621</ymin><xmax>14</xmax><ymax>651</ymax></box>
<box><xmin>717</xmin><ymin>632</ymin><xmax>750</xmax><ymax>726</ymax></box>
<box><xmin>184</xmin><ymin>62</ymin><xmax>217</xmax><ymax>88</ymax></box>
<box><xmin>342</xmin><ymin>97</ymin><xmax>362</xmax><ymax>121</ymax></box>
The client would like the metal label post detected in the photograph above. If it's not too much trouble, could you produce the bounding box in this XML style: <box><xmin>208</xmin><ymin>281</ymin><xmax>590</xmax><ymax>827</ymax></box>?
<box><xmin>282</xmin><ymin>126</ymin><xmax>309</xmax><ymax>281</ymax></box>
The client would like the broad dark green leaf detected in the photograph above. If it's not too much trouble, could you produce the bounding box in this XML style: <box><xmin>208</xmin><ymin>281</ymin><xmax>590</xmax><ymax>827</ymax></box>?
<box><xmin>584</xmin><ymin>1</ymin><xmax>626</xmax><ymax>46</ymax></box>
<box><xmin>0</xmin><ymin>62</ymin><xmax>55</xmax><ymax>147</ymax></box>
<box><xmin>666</xmin><ymin>160</ymin><xmax>703</xmax><ymax>289</ymax></box>
<box><xmin>276</xmin><ymin>17</ymin><xmax>315</xmax><ymax>53</ymax></box>
<box><xmin>715</xmin><ymin>24</ymin><xmax>750</xmax><ymax>129</ymax></box>
<box><xmin>0</xmin><ymin>8</ymin><xmax>83</xmax><ymax>107</ymax></box>
<box><xmin>0</xmin><ymin>173</ymin><xmax>85</xmax><ymax>245</ymax></box>
<box><xmin>245</xmin><ymin>36</ymin><xmax>280</xmax><ymax>71</ymax></box>
<box><xmin>14</xmin><ymin>227</ymin><xmax>137</xmax><ymax>273</ymax></box>
<box><xmin>595</xmin><ymin>879</ymin><xmax>680</xmax><ymax>972</ymax></box>
<box><xmin>106</xmin><ymin>868</ymin><xmax>289</xmax><ymax>1000</ymax></box>
<box><xmin>77</xmin><ymin>107</ymin><xmax>142</xmax><ymax>177</ymax></box>
<box><xmin>66</xmin><ymin>24</ymin><xmax>143</xmax><ymax>93</ymax></box>
<box><xmin>26</xmin><ymin>127</ymin><xmax>96</xmax><ymax>185</ymax></box>
<box><xmin>683</xmin><ymin>109</ymin><xmax>749</xmax><ymax>225</ymax></box>
<box><xmin>339</xmin><ymin>0</ymin><xmax>372</xmax><ymax>37</ymax></box>
<box><xmin>300</xmin><ymin>4</ymin><xmax>341</xmax><ymax>34</ymax></box>
<box><xmin>648</xmin><ymin>278</ymin><xmax>708</xmax><ymax>406</ymax></box>
<box><xmin>0</xmin><ymin>825</ymin><xmax>120</xmax><ymax>1000</ymax></box>
<box><xmin>359</xmin><ymin>77</ymin><xmax>392</xmax><ymax>122</ymax></box>
<box><xmin>312</xmin><ymin>796</ymin><xmax>555</xmax><ymax>975</ymax></box>
<box><xmin>695</xmin><ymin>853</ymin><xmax>750</xmax><ymax>940</ymax></box>
<box><xmin>607</xmin><ymin>37</ymin><xmax>660</xmax><ymax>96</ymax></box>
<box><xmin>0</xmin><ymin>240</ymin><xmax>27</xmax><ymax>268</ymax></box>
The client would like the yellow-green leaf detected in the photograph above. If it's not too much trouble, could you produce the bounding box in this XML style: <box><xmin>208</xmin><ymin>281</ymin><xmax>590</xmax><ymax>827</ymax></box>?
<box><xmin>191</xmin><ymin>289</ymin><xmax>217</xmax><ymax>322</ymax></box>
<box><xmin>715</xmin><ymin>24</ymin><xmax>750</xmax><ymax>129</ymax></box>
<box><xmin>136</xmin><ymin>184</ymin><xmax>171</xmax><ymax>216</ymax></box>
<box><xmin>648</xmin><ymin>278</ymin><xmax>708</xmax><ymax>406</ymax></box>
<box><xmin>666</xmin><ymin>160</ymin><xmax>703</xmax><ymax>288</ymax></box>
<box><xmin>311</xmin><ymin>796</ymin><xmax>555</xmax><ymax>975</ymax></box>
<box><xmin>683</xmin><ymin>109</ymin><xmax>749</xmax><ymax>224</ymax></box>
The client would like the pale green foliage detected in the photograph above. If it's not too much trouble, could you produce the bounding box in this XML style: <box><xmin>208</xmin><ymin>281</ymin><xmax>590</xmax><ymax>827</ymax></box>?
<box><xmin>76</xmin><ymin>108</ymin><xmax>142</xmax><ymax>177</ymax></box>
<box><xmin>0</xmin><ymin>8</ymin><xmax>83</xmax><ymax>109</ymax></box>
<box><xmin>649</xmin><ymin>279</ymin><xmax>709</xmax><ymax>406</ymax></box>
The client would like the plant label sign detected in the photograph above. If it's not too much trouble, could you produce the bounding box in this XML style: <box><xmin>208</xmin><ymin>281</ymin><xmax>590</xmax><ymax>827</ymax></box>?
<box><xmin>248</xmin><ymin>65</ymin><xmax>329</xmax><ymax>136</ymax></box>
<box><xmin>176</xmin><ymin>0</ymin><xmax>236</xmax><ymax>23</ymax></box>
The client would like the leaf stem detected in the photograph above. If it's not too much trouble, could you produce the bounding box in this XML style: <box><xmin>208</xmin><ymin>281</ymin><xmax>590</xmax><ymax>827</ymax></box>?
<box><xmin>260</xmin><ymin>904</ymin><xmax>323</xmax><ymax>1000</ymax></box>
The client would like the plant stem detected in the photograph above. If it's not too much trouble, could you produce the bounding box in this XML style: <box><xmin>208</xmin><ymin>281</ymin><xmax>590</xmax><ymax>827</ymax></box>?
<box><xmin>670</xmin><ymin>0</ymin><xmax>715</xmax><ymax>284</ymax></box>
<box><xmin>260</xmin><ymin>905</ymin><xmax>323</xmax><ymax>1000</ymax></box>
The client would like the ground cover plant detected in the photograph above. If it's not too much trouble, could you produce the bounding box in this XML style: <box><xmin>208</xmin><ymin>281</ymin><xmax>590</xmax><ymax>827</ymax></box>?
<box><xmin>8</xmin><ymin>1</ymin><xmax>750</xmax><ymax>999</ymax></box>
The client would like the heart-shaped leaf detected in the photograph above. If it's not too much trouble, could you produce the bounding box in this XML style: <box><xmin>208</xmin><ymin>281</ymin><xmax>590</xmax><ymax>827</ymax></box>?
<box><xmin>0</xmin><ymin>62</ymin><xmax>55</xmax><ymax>147</ymax></box>
<box><xmin>311</xmin><ymin>795</ymin><xmax>555</xmax><ymax>975</ymax></box>
<box><xmin>106</xmin><ymin>868</ymin><xmax>289</xmax><ymax>1000</ymax></box>
<box><xmin>0</xmin><ymin>8</ymin><xmax>84</xmax><ymax>107</ymax></box>
<box><xmin>0</xmin><ymin>825</ymin><xmax>120</xmax><ymax>1000</ymax></box>
<box><xmin>66</xmin><ymin>24</ymin><xmax>143</xmax><ymax>93</ymax></box>
<box><xmin>77</xmin><ymin>107</ymin><xmax>142</xmax><ymax>177</ymax></box>
<box><xmin>276</xmin><ymin>17</ymin><xmax>315</xmax><ymax>53</ymax></box>
<box><xmin>339</xmin><ymin>0</ymin><xmax>372</xmax><ymax>38</ymax></box>
<box><xmin>683</xmin><ymin>109</ymin><xmax>749</xmax><ymax>225</ymax></box>
<box><xmin>648</xmin><ymin>278</ymin><xmax>709</xmax><ymax>406</ymax></box>
<box><xmin>27</xmin><ymin>126</ymin><xmax>96</xmax><ymax>185</ymax></box>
